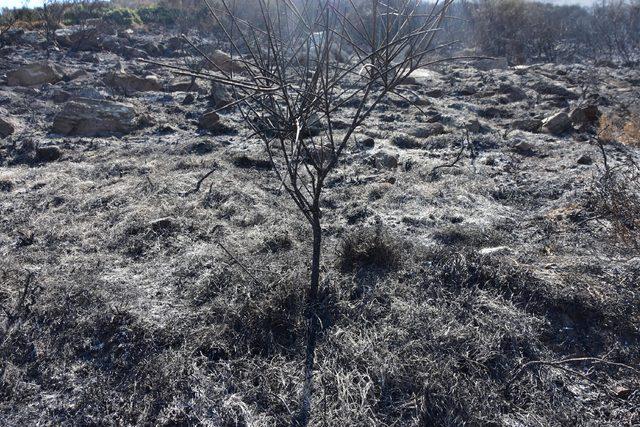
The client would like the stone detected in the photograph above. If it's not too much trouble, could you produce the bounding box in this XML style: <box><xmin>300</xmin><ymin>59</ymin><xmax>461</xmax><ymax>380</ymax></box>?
<box><xmin>479</xmin><ymin>246</ymin><xmax>512</xmax><ymax>255</ymax></box>
<box><xmin>372</xmin><ymin>151</ymin><xmax>398</xmax><ymax>169</ymax></box>
<box><xmin>150</xmin><ymin>217</ymin><xmax>177</xmax><ymax>233</ymax></box>
<box><xmin>105</xmin><ymin>72</ymin><xmax>162</xmax><ymax>93</ymax></box>
<box><xmin>577</xmin><ymin>154</ymin><xmax>593</xmax><ymax>165</ymax></box>
<box><xmin>0</xmin><ymin>115</ymin><xmax>17</xmax><ymax>138</ymax></box>
<box><xmin>542</xmin><ymin>111</ymin><xmax>572</xmax><ymax>135</ymax></box>
<box><xmin>513</xmin><ymin>140</ymin><xmax>535</xmax><ymax>153</ymax></box>
<box><xmin>7</xmin><ymin>62</ymin><xmax>64</xmax><ymax>86</ymax></box>
<box><xmin>167</xmin><ymin>78</ymin><xmax>203</xmax><ymax>93</ymax></box>
<box><xmin>410</xmin><ymin>123</ymin><xmax>446</xmax><ymax>138</ymax></box>
<box><xmin>182</xmin><ymin>94</ymin><xmax>196</xmax><ymax>105</ymax></box>
<box><xmin>512</xmin><ymin>118</ymin><xmax>542</xmax><ymax>133</ymax></box>
<box><xmin>472</xmin><ymin>57</ymin><xmax>509</xmax><ymax>71</ymax></box>
<box><xmin>208</xmin><ymin>83</ymin><xmax>233</xmax><ymax>108</ymax></box>
<box><xmin>199</xmin><ymin>48</ymin><xmax>245</xmax><ymax>73</ymax></box>
<box><xmin>398</xmin><ymin>76</ymin><xmax>418</xmax><ymax>85</ymax></box>
<box><xmin>359</xmin><ymin>137</ymin><xmax>375</xmax><ymax>148</ymax></box>
<box><xmin>55</xmin><ymin>27</ymin><xmax>101</xmax><ymax>51</ymax></box>
<box><xmin>457</xmin><ymin>85</ymin><xmax>477</xmax><ymax>96</ymax></box>
<box><xmin>497</xmin><ymin>83</ymin><xmax>528</xmax><ymax>102</ymax></box>
<box><xmin>198</xmin><ymin>110</ymin><xmax>235</xmax><ymax>134</ymax></box>
<box><xmin>51</xmin><ymin>89</ymin><xmax>71</xmax><ymax>104</ymax></box>
<box><xmin>198</xmin><ymin>110</ymin><xmax>220</xmax><ymax>130</ymax></box>
<box><xmin>613</xmin><ymin>386</ymin><xmax>633</xmax><ymax>400</ymax></box>
<box><xmin>569</xmin><ymin>104</ymin><xmax>600</xmax><ymax>129</ymax></box>
<box><xmin>35</xmin><ymin>146</ymin><xmax>62</xmax><ymax>162</ymax></box>
<box><xmin>425</xmin><ymin>88</ymin><xmax>443</xmax><ymax>98</ymax></box>
<box><xmin>465</xmin><ymin>119</ymin><xmax>482</xmax><ymax>133</ymax></box>
<box><xmin>52</xmin><ymin>98</ymin><xmax>138</xmax><ymax>136</ymax></box>
<box><xmin>531</xmin><ymin>79</ymin><xmax>578</xmax><ymax>99</ymax></box>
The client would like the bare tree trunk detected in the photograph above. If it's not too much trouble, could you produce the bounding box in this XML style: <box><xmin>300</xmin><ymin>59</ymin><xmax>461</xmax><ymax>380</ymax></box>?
<box><xmin>293</xmin><ymin>214</ymin><xmax>322</xmax><ymax>427</ymax></box>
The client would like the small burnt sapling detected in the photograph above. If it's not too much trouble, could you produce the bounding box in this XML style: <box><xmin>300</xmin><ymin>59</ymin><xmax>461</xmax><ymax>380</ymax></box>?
<box><xmin>155</xmin><ymin>0</ymin><xmax>456</xmax><ymax>423</ymax></box>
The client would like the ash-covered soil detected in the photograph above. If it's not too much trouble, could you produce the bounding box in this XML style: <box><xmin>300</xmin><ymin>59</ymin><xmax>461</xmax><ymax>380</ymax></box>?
<box><xmin>1</xmin><ymin>26</ymin><xmax>640</xmax><ymax>425</ymax></box>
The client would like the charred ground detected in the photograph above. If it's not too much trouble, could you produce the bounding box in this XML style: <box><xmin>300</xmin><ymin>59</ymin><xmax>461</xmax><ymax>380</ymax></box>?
<box><xmin>1</xmin><ymin>16</ymin><xmax>640</xmax><ymax>426</ymax></box>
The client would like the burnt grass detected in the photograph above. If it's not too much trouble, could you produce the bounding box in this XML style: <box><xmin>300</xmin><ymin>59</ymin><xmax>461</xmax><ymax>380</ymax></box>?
<box><xmin>2</xmin><ymin>33</ymin><xmax>640</xmax><ymax>426</ymax></box>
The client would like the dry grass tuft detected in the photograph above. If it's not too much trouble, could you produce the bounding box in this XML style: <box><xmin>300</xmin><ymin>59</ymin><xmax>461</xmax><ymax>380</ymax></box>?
<box><xmin>339</xmin><ymin>226</ymin><xmax>404</xmax><ymax>273</ymax></box>
<box><xmin>590</xmin><ymin>168</ymin><xmax>640</xmax><ymax>249</ymax></box>
<box><xmin>598</xmin><ymin>113</ymin><xmax>640</xmax><ymax>147</ymax></box>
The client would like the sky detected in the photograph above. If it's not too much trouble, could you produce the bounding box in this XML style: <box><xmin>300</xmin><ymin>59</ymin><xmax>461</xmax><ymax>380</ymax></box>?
<box><xmin>0</xmin><ymin>0</ymin><xmax>598</xmax><ymax>10</ymax></box>
<box><xmin>1</xmin><ymin>0</ymin><xmax>44</xmax><ymax>8</ymax></box>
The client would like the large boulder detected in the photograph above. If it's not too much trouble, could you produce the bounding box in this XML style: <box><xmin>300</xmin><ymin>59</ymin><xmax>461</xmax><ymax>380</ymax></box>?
<box><xmin>542</xmin><ymin>111</ymin><xmax>572</xmax><ymax>135</ymax></box>
<box><xmin>52</xmin><ymin>98</ymin><xmax>138</xmax><ymax>136</ymax></box>
<box><xmin>7</xmin><ymin>62</ymin><xmax>64</xmax><ymax>87</ymax></box>
<box><xmin>104</xmin><ymin>72</ymin><xmax>163</xmax><ymax>93</ymax></box>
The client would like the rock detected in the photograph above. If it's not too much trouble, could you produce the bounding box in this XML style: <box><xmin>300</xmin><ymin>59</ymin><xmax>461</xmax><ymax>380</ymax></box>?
<box><xmin>456</xmin><ymin>85</ymin><xmax>477</xmax><ymax>96</ymax></box>
<box><xmin>7</xmin><ymin>62</ymin><xmax>64</xmax><ymax>87</ymax></box>
<box><xmin>479</xmin><ymin>246</ymin><xmax>512</xmax><ymax>255</ymax></box>
<box><xmin>105</xmin><ymin>72</ymin><xmax>162</xmax><ymax>93</ymax></box>
<box><xmin>35</xmin><ymin>146</ymin><xmax>62</xmax><ymax>162</ymax></box>
<box><xmin>465</xmin><ymin>119</ymin><xmax>482</xmax><ymax>133</ymax></box>
<box><xmin>391</xmin><ymin>134</ymin><xmax>420</xmax><ymax>149</ymax></box>
<box><xmin>208</xmin><ymin>82</ymin><xmax>233</xmax><ymax>108</ymax></box>
<box><xmin>139</xmin><ymin>41</ymin><xmax>161</xmax><ymax>57</ymax></box>
<box><xmin>425</xmin><ymin>88</ymin><xmax>444</xmax><ymax>98</ymax></box>
<box><xmin>150</xmin><ymin>217</ymin><xmax>177</xmax><ymax>233</ymax></box>
<box><xmin>65</xmin><ymin>69</ymin><xmax>89</xmax><ymax>81</ymax></box>
<box><xmin>122</xmin><ymin>46</ymin><xmax>149</xmax><ymax>60</ymax></box>
<box><xmin>51</xmin><ymin>89</ymin><xmax>71</xmax><ymax>104</ymax></box>
<box><xmin>472</xmin><ymin>57</ymin><xmax>509</xmax><ymax>71</ymax></box>
<box><xmin>0</xmin><ymin>115</ymin><xmax>17</xmax><ymax>138</ymax></box>
<box><xmin>188</xmin><ymin>141</ymin><xmax>214</xmax><ymax>155</ymax></box>
<box><xmin>542</xmin><ymin>111</ymin><xmax>572</xmax><ymax>135</ymax></box>
<box><xmin>372</xmin><ymin>151</ymin><xmax>398</xmax><ymax>169</ymax></box>
<box><xmin>577</xmin><ymin>154</ymin><xmax>593</xmax><ymax>165</ymax></box>
<box><xmin>198</xmin><ymin>110</ymin><xmax>220</xmax><ymax>130</ymax></box>
<box><xmin>0</xmin><ymin>180</ymin><xmax>13</xmax><ymax>192</ymax></box>
<box><xmin>55</xmin><ymin>27</ymin><xmax>101</xmax><ymax>51</ymax></box>
<box><xmin>409</xmin><ymin>123</ymin><xmax>446</xmax><ymax>138</ymax></box>
<box><xmin>199</xmin><ymin>48</ymin><xmax>245</xmax><ymax>73</ymax></box>
<box><xmin>512</xmin><ymin>118</ymin><xmax>542</xmax><ymax>133</ymax></box>
<box><xmin>398</xmin><ymin>76</ymin><xmax>418</xmax><ymax>85</ymax></box>
<box><xmin>52</xmin><ymin>98</ymin><xmax>138</xmax><ymax>136</ymax></box>
<box><xmin>167</xmin><ymin>78</ymin><xmax>203</xmax><ymax>93</ymax></box>
<box><xmin>497</xmin><ymin>83</ymin><xmax>528</xmax><ymax>102</ymax></box>
<box><xmin>513</xmin><ymin>140</ymin><xmax>535</xmax><ymax>153</ymax></box>
<box><xmin>613</xmin><ymin>386</ymin><xmax>633</xmax><ymax>400</ymax></box>
<box><xmin>182</xmin><ymin>93</ymin><xmax>196</xmax><ymax>105</ymax></box>
<box><xmin>359</xmin><ymin>137</ymin><xmax>375</xmax><ymax>148</ymax></box>
<box><xmin>569</xmin><ymin>104</ymin><xmax>600</xmax><ymax>129</ymax></box>
<box><xmin>531</xmin><ymin>79</ymin><xmax>578</xmax><ymax>99</ymax></box>
<box><xmin>198</xmin><ymin>110</ymin><xmax>235</xmax><ymax>134</ymax></box>
<box><xmin>75</xmin><ymin>87</ymin><xmax>108</xmax><ymax>100</ymax></box>
<box><xmin>165</xmin><ymin>36</ymin><xmax>184</xmax><ymax>52</ymax></box>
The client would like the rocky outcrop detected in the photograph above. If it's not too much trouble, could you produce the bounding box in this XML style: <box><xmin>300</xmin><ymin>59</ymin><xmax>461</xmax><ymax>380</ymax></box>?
<box><xmin>7</xmin><ymin>62</ymin><xmax>64</xmax><ymax>86</ymax></box>
<box><xmin>52</xmin><ymin>98</ymin><xmax>138</xmax><ymax>136</ymax></box>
